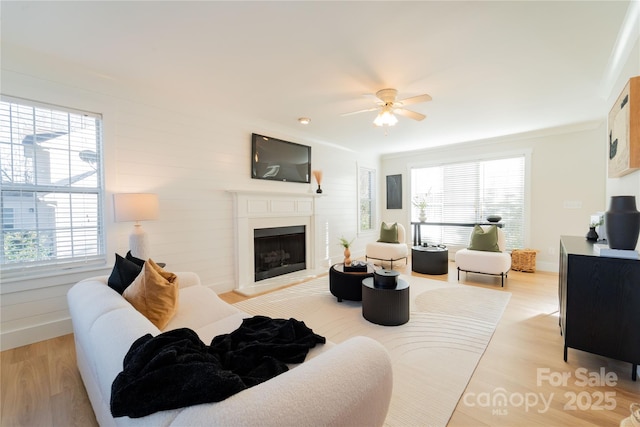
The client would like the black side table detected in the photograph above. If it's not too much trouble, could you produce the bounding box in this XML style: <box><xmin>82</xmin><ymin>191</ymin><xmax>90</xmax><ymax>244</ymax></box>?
<box><xmin>329</xmin><ymin>263</ymin><xmax>375</xmax><ymax>302</ymax></box>
<box><xmin>361</xmin><ymin>277</ymin><xmax>410</xmax><ymax>326</ymax></box>
<box><xmin>412</xmin><ymin>246</ymin><xmax>448</xmax><ymax>275</ymax></box>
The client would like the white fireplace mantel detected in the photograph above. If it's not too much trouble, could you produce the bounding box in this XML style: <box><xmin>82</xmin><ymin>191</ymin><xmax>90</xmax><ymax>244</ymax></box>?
<box><xmin>228</xmin><ymin>190</ymin><xmax>320</xmax><ymax>295</ymax></box>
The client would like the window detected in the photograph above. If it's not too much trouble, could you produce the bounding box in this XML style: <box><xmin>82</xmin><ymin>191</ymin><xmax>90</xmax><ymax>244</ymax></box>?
<box><xmin>358</xmin><ymin>166</ymin><xmax>376</xmax><ymax>233</ymax></box>
<box><xmin>0</xmin><ymin>96</ymin><xmax>105</xmax><ymax>279</ymax></box>
<box><xmin>411</xmin><ymin>155</ymin><xmax>526</xmax><ymax>250</ymax></box>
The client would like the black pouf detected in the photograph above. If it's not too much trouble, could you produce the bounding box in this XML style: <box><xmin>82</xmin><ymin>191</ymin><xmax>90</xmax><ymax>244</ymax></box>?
<box><xmin>374</xmin><ymin>270</ymin><xmax>399</xmax><ymax>288</ymax></box>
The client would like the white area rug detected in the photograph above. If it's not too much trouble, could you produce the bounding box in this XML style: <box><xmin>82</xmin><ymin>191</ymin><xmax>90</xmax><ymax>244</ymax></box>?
<box><xmin>234</xmin><ymin>275</ymin><xmax>511</xmax><ymax>427</ymax></box>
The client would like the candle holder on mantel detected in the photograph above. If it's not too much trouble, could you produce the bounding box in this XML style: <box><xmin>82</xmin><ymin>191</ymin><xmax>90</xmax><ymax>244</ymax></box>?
<box><xmin>312</xmin><ymin>170</ymin><xmax>323</xmax><ymax>194</ymax></box>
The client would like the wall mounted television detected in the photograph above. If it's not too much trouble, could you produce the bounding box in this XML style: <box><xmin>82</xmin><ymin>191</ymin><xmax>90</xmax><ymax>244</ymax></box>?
<box><xmin>251</xmin><ymin>133</ymin><xmax>311</xmax><ymax>183</ymax></box>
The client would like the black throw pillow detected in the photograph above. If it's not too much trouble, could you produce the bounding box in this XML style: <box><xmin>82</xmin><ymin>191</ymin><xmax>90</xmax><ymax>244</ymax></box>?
<box><xmin>108</xmin><ymin>253</ymin><xmax>143</xmax><ymax>294</ymax></box>
<box><xmin>126</xmin><ymin>250</ymin><xmax>146</xmax><ymax>267</ymax></box>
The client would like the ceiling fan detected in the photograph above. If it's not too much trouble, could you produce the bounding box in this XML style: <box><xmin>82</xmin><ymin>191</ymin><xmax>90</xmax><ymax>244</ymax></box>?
<box><xmin>342</xmin><ymin>88</ymin><xmax>432</xmax><ymax>126</ymax></box>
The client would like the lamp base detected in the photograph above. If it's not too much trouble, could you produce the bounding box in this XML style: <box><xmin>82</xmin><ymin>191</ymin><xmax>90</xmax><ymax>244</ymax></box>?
<box><xmin>129</xmin><ymin>224</ymin><xmax>150</xmax><ymax>260</ymax></box>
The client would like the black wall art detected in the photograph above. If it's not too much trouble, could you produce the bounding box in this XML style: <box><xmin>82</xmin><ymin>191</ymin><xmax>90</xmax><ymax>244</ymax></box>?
<box><xmin>386</xmin><ymin>174</ymin><xmax>402</xmax><ymax>209</ymax></box>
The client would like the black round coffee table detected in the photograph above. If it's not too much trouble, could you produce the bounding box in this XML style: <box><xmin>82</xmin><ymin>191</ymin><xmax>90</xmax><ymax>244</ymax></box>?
<box><xmin>329</xmin><ymin>263</ymin><xmax>376</xmax><ymax>302</ymax></box>
<box><xmin>412</xmin><ymin>246</ymin><xmax>448</xmax><ymax>275</ymax></box>
<box><xmin>361</xmin><ymin>277</ymin><xmax>410</xmax><ymax>326</ymax></box>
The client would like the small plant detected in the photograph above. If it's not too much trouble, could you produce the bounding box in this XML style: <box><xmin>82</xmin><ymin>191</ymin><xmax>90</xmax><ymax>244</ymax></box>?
<box><xmin>412</xmin><ymin>195</ymin><xmax>428</xmax><ymax>210</ymax></box>
<box><xmin>339</xmin><ymin>236</ymin><xmax>354</xmax><ymax>249</ymax></box>
<box><xmin>590</xmin><ymin>216</ymin><xmax>604</xmax><ymax>228</ymax></box>
<box><xmin>412</xmin><ymin>189</ymin><xmax>431</xmax><ymax>210</ymax></box>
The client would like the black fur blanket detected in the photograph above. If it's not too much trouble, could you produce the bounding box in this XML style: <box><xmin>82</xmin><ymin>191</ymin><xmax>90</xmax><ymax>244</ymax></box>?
<box><xmin>110</xmin><ymin>316</ymin><xmax>325</xmax><ymax>418</ymax></box>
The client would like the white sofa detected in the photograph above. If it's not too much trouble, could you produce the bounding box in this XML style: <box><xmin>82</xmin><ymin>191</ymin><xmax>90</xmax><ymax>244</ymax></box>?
<box><xmin>67</xmin><ymin>272</ymin><xmax>393</xmax><ymax>426</ymax></box>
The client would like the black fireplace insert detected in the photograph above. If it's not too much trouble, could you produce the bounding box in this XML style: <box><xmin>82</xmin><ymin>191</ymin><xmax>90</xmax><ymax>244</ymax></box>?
<box><xmin>254</xmin><ymin>225</ymin><xmax>306</xmax><ymax>281</ymax></box>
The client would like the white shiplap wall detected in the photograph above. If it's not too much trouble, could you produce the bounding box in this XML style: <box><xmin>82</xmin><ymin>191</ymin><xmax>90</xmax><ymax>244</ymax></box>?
<box><xmin>0</xmin><ymin>45</ymin><xmax>379</xmax><ymax>350</ymax></box>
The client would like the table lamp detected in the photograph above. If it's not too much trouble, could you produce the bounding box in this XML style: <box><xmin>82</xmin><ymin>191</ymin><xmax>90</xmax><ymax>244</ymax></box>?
<box><xmin>113</xmin><ymin>193</ymin><xmax>159</xmax><ymax>260</ymax></box>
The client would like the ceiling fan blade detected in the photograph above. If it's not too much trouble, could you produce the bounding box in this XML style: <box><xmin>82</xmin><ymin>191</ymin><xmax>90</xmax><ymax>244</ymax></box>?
<box><xmin>394</xmin><ymin>108</ymin><xmax>426</xmax><ymax>121</ymax></box>
<box><xmin>397</xmin><ymin>93</ymin><xmax>432</xmax><ymax>106</ymax></box>
<box><xmin>341</xmin><ymin>107</ymin><xmax>379</xmax><ymax>117</ymax></box>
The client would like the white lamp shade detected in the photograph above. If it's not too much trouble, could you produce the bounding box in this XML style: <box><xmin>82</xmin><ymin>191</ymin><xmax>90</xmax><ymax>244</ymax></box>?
<box><xmin>113</xmin><ymin>193</ymin><xmax>159</xmax><ymax>222</ymax></box>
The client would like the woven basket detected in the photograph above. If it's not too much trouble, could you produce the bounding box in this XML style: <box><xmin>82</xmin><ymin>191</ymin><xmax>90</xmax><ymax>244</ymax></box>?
<box><xmin>511</xmin><ymin>249</ymin><xmax>538</xmax><ymax>273</ymax></box>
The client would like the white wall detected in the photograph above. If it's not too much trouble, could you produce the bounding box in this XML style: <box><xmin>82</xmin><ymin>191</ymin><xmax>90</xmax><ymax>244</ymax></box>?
<box><xmin>381</xmin><ymin>122</ymin><xmax>607</xmax><ymax>272</ymax></box>
<box><xmin>0</xmin><ymin>45</ymin><xmax>378</xmax><ymax>350</ymax></box>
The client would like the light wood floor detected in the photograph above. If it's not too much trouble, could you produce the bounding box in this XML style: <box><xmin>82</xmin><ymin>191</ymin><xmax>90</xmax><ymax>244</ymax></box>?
<box><xmin>1</xmin><ymin>262</ymin><xmax>638</xmax><ymax>426</ymax></box>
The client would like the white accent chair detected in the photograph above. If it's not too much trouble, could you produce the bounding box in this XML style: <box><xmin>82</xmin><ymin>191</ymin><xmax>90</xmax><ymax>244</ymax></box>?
<box><xmin>455</xmin><ymin>225</ymin><xmax>511</xmax><ymax>286</ymax></box>
<box><xmin>366</xmin><ymin>223</ymin><xmax>409</xmax><ymax>269</ymax></box>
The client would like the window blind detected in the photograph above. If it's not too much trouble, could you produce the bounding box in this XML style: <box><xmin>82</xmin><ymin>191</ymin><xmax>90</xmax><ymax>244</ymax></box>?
<box><xmin>411</xmin><ymin>156</ymin><xmax>525</xmax><ymax>250</ymax></box>
<box><xmin>0</xmin><ymin>96</ymin><xmax>105</xmax><ymax>279</ymax></box>
<box><xmin>359</xmin><ymin>166</ymin><xmax>376</xmax><ymax>232</ymax></box>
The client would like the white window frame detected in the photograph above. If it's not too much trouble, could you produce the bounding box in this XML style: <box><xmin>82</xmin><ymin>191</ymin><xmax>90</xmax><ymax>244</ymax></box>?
<box><xmin>409</xmin><ymin>150</ymin><xmax>531</xmax><ymax>250</ymax></box>
<box><xmin>0</xmin><ymin>95</ymin><xmax>106</xmax><ymax>282</ymax></box>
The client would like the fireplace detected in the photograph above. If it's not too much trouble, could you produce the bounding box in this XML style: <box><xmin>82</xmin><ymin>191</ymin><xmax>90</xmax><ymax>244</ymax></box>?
<box><xmin>229</xmin><ymin>190</ymin><xmax>317</xmax><ymax>295</ymax></box>
<box><xmin>254</xmin><ymin>225</ymin><xmax>306</xmax><ymax>281</ymax></box>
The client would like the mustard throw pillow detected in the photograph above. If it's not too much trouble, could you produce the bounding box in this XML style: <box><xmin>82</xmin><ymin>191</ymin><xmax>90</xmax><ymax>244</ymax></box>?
<box><xmin>468</xmin><ymin>225</ymin><xmax>500</xmax><ymax>252</ymax></box>
<box><xmin>123</xmin><ymin>259</ymin><xmax>179</xmax><ymax>330</ymax></box>
<box><xmin>377</xmin><ymin>222</ymin><xmax>399</xmax><ymax>243</ymax></box>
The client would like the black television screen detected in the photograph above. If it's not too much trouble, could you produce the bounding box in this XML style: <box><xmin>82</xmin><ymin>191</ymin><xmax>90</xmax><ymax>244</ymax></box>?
<box><xmin>251</xmin><ymin>133</ymin><xmax>311</xmax><ymax>183</ymax></box>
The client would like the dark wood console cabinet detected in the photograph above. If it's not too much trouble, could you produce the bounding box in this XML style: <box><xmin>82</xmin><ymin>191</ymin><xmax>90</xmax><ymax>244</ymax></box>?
<box><xmin>559</xmin><ymin>236</ymin><xmax>640</xmax><ymax>381</ymax></box>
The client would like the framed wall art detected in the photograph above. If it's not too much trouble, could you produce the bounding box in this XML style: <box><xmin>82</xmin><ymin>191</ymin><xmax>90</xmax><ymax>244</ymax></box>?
<box><xmin>386</xmin><ymin>174</ymin><xmax>402</xmax><ymax>209</ymax></box>
<box><xmin>608</xmin><ymin>76</ymin><xmax>640</xmax><ymax>178</ymax></box>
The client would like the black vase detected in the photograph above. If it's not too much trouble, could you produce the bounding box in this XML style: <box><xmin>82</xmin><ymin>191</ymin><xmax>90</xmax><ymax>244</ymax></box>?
<box><xmin>605</xmin><ymin>196</ymin><xmax>640</xmax><ymax>250</ymax></box>
<box><xmin>585</xmin><ymin>227</ymin><xmax>598</xmax><ymax>241</ymax></box>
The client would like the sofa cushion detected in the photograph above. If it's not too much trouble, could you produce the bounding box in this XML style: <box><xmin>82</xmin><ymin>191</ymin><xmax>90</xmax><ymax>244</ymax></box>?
<box><xmin>377</xmin><ymin>222</ymin><xmax>399</xmax><ymax>243</ymax></box>
<box><xmin>468</xmin><ymin>225</ymin><xmax>500</xmax><ymax>252</ymax></box>
<box><xmin>164</xmin><ymin>285</ymin><xmax>244</xmax><ymax>335</ymax></box>
<box><xmin>107</xmin><ymin>253</ymin><xmax>143</xmax><ymax>294</ymax></box>
<box><xmin>123</xmin><ymin>259</ymin><xmax>179</xmax><ymax>329</ymax></box>
<box><xmin>455</xmin><ymin>248</ymin><xmax>512</xmax><ymax>274</ymax></box>
<box><xmin>365</xmin><ymin>241</ymin><xmax>409</xmax><ymax>260</ymax></box>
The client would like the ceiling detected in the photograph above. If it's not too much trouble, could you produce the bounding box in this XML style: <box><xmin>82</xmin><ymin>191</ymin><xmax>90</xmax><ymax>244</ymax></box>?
<box><xmin>1</xmin><ymin>1</ymin><xmax>635</xmax><ymax>155</ymax></box>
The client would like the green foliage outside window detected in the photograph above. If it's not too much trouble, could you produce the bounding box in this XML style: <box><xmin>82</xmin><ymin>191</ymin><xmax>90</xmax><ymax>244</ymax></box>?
<box><xmin>360</xmin><ymin>200</ymin><xmax>372</xmax><ymax>231</ymax></box>
<box><xmin>3</xmin><ymin>230</ymin><xmax>54</xmax><ymax>263</ymax></box>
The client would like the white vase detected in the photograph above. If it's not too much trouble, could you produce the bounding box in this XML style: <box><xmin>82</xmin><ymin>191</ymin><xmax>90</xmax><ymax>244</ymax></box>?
<box><xmin>418</xmin><ymin>210</ymin><xmax>427</xmax><ymax>222</ymax></box>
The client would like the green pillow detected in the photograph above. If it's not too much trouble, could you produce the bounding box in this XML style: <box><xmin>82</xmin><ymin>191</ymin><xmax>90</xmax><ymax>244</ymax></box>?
<box><xmin>468</xmin><ymin>225</ymin><xmax>500</xmax><ymax>252</ymax></box>
<box><xmin>377</xmin><ymin>222</ymin><xmax>399</xmax><ymax>243</ymax></box>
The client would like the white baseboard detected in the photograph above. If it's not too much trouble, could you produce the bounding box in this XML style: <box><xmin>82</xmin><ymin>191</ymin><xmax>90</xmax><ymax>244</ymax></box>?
<box><xmin>535</xmin><ymin>261</ymin><xmax>559</xmax><ymax>273</ymax></box>
<box><xmin>1</xmin><ymin>318</ymin><xmax>73</xmax><ymax>351</ymax></box>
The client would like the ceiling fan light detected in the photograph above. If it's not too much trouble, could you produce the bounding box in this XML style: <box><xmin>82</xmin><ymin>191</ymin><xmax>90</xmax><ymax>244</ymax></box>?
<box><xmin>373</xmin><ymin>110</ymin><xmax>398</xmax><ymax>127</ymax></box>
